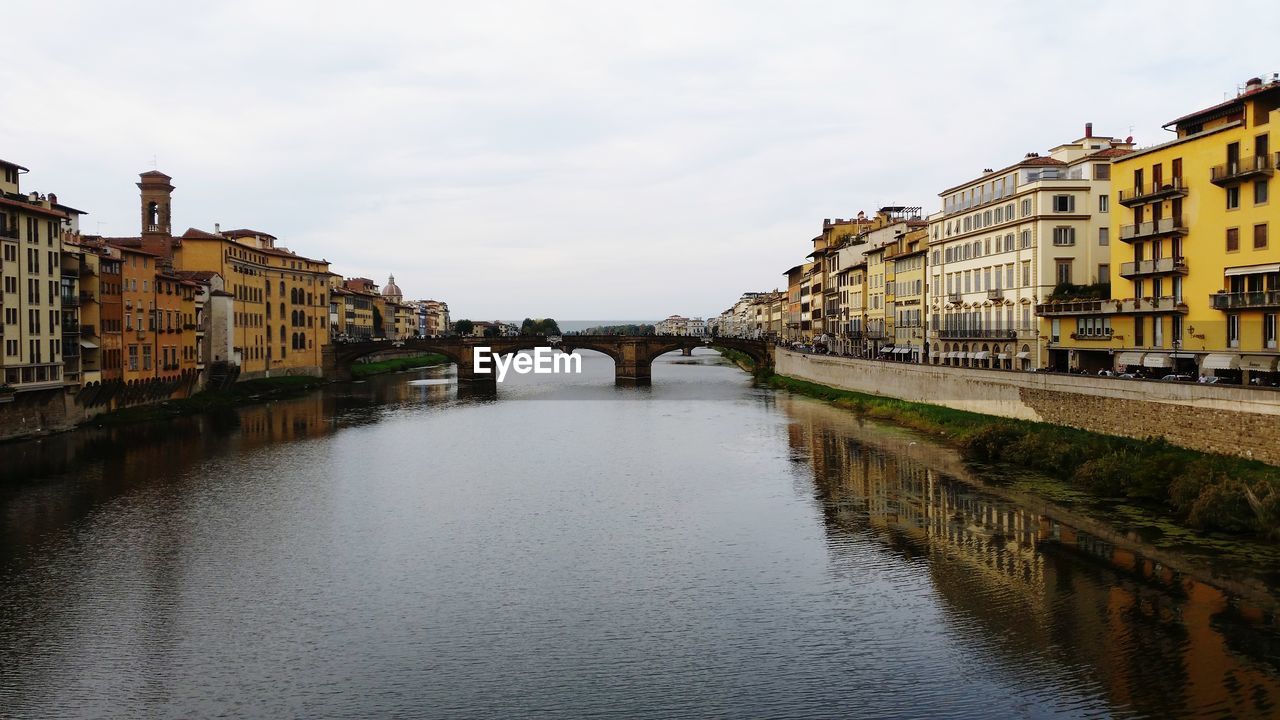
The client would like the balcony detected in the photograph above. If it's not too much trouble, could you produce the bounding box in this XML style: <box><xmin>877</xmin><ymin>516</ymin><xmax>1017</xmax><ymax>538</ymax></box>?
<box><xmin>79</xmin><ymin>290</ymin><xmax>94</xmax><ymax>303</ymax></box>
<box><xmin>1036</xmin><ymin>296</ymin><xmax>1188</xmax><ymax>316</ymax></box>
<box><xmin>1119</xmin><ymin>256</ymin><xmax>1189</xmax><ymax>279</ymax></box>
<box><xmin>80</xmin><ymin>323</ymin><xmax>96</xmax><ymax>337</ymax></box>
<box><xmin>1210</xmin><ymin>290</ymin><xmax>1280</xmax><ymax>310</ymax></box>
<box><xmin>1118</xmin><ymin>177</ymin><xmax>1188</xmax><ymax>207</ymax></box>
<box><xmin>986</xmin><ymin>288</ymin><xmax>1004</xmax><ymax>301</ymax></box>
<box><xmin>1119</xmin><ymin>216</ymin><xmax>1187</xmax><ymax>243</ymax></box>
<box><xmin>62</xmin><ymin>321</ymin><xmax>80</xmax><ymax>334</ymax></box>
<box><xmin>0</xmin><ymin>224</ymin><xmax>17</xmax><ymax>240</ymax></box>
<box><xmin>1068</xmin><ymin>330</ymin><xmax>1114</xmax><ymax>341</ymax></box>
<box><xmin>1210</xmin><ymin>154</ymin><xmax>1274</xmax><ymax>186</ymax></box>
<box><xmin>947</xmin><ymin>293</ymin><xmax>963</xmax><ymax>305</ymax></box>
<box><xmin>939</xmin><ymin>328</ymin><xmax>1018</xmax><ymax>340</ymax></box>
<box><xmin>60</xmin><ymin>293</ymin><xmax>79</xmax><ymax>307</ymax></box>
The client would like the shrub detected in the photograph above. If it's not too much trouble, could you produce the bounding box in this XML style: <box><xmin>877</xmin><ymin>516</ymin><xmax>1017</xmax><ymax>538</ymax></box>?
<box><xmin>960</xmin><ymin>425</ymin><xmax>1027</xmax><ymax>463</ymax></box>
<box><xmin>1187</xmin><ymin>481</ymin><xmax>1259</xmax><ymax>534</ymax></box>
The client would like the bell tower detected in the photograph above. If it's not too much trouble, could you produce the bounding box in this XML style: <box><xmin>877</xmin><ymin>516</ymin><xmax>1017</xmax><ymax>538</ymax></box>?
<box><xmin>137</xmin><ymin>170</ymin><xmax>174</xmax><ymax>258</ymax></box>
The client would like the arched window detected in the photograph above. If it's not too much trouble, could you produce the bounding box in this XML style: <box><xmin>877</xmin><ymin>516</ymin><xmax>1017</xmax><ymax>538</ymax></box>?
<box><xmin>279</xmin><ymin>280</ymin><xmax>286</xmax><ymax>296</ymax></box>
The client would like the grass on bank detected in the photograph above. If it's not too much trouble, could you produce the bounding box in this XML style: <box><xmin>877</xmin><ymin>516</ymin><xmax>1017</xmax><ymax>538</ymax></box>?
<box><xmin>766</xmin><ymin>373</ymin><xmax>1280</xmax><ymax>541</ymax></box>
<box><xmin>350</xmin><ymin>353</ymin><xmax>448</xmax><ymax>379</ymax></box>
<box><xmin>716</xmin><ymin>348</ymin><xmax>757</xmax><ymax>372</ymax></box>
<box><xmin>88</xmin><ymin>375</ymin><xmax>329</xmax><ymax>426</ymax></box>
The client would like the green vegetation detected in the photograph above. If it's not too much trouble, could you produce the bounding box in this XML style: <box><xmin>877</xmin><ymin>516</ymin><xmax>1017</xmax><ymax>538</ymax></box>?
<box><xmin>766</xmin><ymin>373</ymin><xmax>1280</xmax><ymax>541</ymax></box>
<box><xmin>88</xmin><ymin>375</ymin><xmax>328</xmax><ymax>427</ymax></box>
<box><xmin>453</xmin><ymin>319</ymin><xmax>475</xmax><ymax>335</ymax></box>
<box><xmin>580</xmin><ymin>324</ymin><xmax>655</xmax><ymax>335</ymax></box>
<box><xmin>717</xmin><ymin>348</ymin><xmax>756</xmax><ymax>371</ymax></box>
<box><xmin>351</xmin><ymin>354</ymin><xmax>448</xmax><ymax>379</ymax></box>
<box><xmin>520</xmin><ymin>318</ymin><xmax>561</xmax><ymax>335</ymax></box>
<box><xmin>1049</xmin><ymin>281</ymin><xmax>1111</xmax><ymax>300</ymax></box>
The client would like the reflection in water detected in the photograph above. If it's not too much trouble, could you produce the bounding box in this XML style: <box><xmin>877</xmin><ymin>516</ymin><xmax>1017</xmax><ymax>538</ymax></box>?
<box><xmin>782</xmin><ymin>394</ymin><xmax>1280</xmax><ymax>719</ymax></box>
<box><xmin>0</xmin><ymin>352</ymin><xmax>1277</xmax><ymax>719</ymax></box>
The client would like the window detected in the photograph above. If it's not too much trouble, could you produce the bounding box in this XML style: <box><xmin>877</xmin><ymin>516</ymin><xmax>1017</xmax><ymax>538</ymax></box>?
<box><xmin>1258</xmin><ymin>181</ymin><xmax>1270</xmax><ymax>205</ymax></box>
<box><xmin>1052</xmin><ymin>227</ymin><xmax>1076</xmax><ymax>246</ymax></box>
<box><xmin>1266</xmin><ymin>313</ymin><xmax>1277</xmax><ymax>349</ymax></box>
<box><xmin>1227</xmin><ymin>186</ymin><xmax>1240</xmax><ymax>210</ymax></box>
<box><xmin>1256</xmin><ymin>224</ymin><xmax>1269</xmax><ymax>249</ymax></box>
<box><xmin>1021</xmin><ymin>199</ymin><xmax>1032</xmax><ymax>217</ymax></box>
<box><xmin>1227</xmin><ymin>314</ymin><xmax>1240</xmax><ymax>348</ymax></box>
<box><xmin>1227</xmin><ymin>227</ymin><xmax>1240</xmax><ymax>252</ymax></box>
<box><xmin>1020</xmin><ymin>230</ymin><xmax>1031</xmax><ymax>248</ymax></box>
<box><xmin>1052</xmin><ymin>195</ymin><xmax>1075</xmax><ymax>212</ymax></box>
<box><xmin>1099</xmin><ymin>227</ymin><xmax>1109</xmax><ymax>245</ymax></box>
<box><xmin>1094</xmin><ymin>163</ymin><xmax>1111</xmax><ymax>180</ymax></box>
<box><xmin>1134</xmin><ymin>316</ymin><xmax>1144</xmax><ymax>346</ymax></box>
<box><xmin>1098</xmin><ymin>264</ymin><xmax>1110</xmax><ymax>283</ymax></box>
<box><xmin>1055</xmin><ymin>260</ymin><xmax>1072</xmax><ymax>285</ymax></box>
<box><xmin>1021</xmin><ymin>261</ymin><xmax>1031</xmax><ymax>287</ymax></box>
<box><xmin>1098</xmin><ymin>194</ymin><xmax>1109</xmax><ymax>212</ymax></box>
<box><xmin>128</xmin><ymin>345</ymin><xmax>139</xmax><ymax>371</ymax></box>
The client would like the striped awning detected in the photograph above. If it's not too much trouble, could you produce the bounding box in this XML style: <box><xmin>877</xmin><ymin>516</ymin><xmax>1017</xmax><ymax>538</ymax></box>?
<box><xmin>1241</xmin><ymin>354</ymin><xmax>1279</xmax><ymax>371</ymax></box>
<box><xmin>1115</xmin><ymin>351</ymin><xmax>1145</xmax><ymax>366</ymax></box>
<box><xmin>997</xmin><ymin>353</ymin><xmax>1011</xmax><ymax>360</ymax></box>
<box><xmin>972</xmin><ymin>351</ymin><xmax>991</xmax><ymax>360</ymax></box>
<box><xmin>1015</xmin><ymin>351</ymin><xmax>1031</xmax><ymax>359</ymax></box>
<box><xmin>1201</xmin><ymin>353</ymin><xmax>1239</xmax><ymax>371</ymax></box>
<box><xmin>1143</xmin><ymin>353</ymin><xmax>1172</xmax><ymax>368</ymax></box>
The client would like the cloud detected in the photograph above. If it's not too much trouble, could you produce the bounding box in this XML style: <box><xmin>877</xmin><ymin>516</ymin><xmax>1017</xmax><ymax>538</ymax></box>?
<box><xmin>4</xmin><ymin>0</ymin><xmax>1279</xmax><ymax>318</ymax></box>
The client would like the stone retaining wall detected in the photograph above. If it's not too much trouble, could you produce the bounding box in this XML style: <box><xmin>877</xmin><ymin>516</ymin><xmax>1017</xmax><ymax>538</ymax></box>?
<box><xmin>775</xmin><ymin>350</ymin><xmax>1280</xmax><ymax>464</ymax></box>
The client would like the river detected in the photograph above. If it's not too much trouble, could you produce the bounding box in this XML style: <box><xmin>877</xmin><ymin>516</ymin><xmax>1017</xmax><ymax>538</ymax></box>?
<box><xmin>1</xmin><ymin>349</ymin><xmax>1277</xmax><ymax>718</ymax></box>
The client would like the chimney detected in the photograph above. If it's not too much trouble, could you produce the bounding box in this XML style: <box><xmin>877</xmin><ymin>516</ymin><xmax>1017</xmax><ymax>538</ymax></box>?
<box><xmin>1245</xmin><ymin>77</ymin><xmax>1263</xmax><ymax>94</ymax></box>
<box><xmin>48</xmin><ymin>193</ymin><xmax>57</xmax><ymax>205</ymax></box>
<box><xmin>214</xmin><ymin>222</ymin><xmax>221</xmax><ymax>234</ymax></box>
<box><xmin>1085</xmin><ymin>122</ymin><xmax>1093</xmax><ymax>138</ymax></box>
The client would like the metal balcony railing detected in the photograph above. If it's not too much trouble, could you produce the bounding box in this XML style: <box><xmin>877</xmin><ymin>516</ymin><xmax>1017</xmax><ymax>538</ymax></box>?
<box><xmin>1119</xmin><ymin>256</ymin><xmax>1188</xmax><ymax>278</ymax></box>
<box><xmin>1118</xmin><ymin>177</ymin><xmax>1188</xmax><ymax>206</ymax></box>
<box><xmin>1210</xmin><ymin>154</ymin><xmax>1275</xmax><ymax>186</ymax></box>
<box><xmin>1210</xmin><ymin>290</ymin><xmax>1280</xmax><ymax>310</ymax></box>
<box><xmin>1119</xmin><ymin>216</ymin><xmax>1186</xmax><ymax>242</ymax></box>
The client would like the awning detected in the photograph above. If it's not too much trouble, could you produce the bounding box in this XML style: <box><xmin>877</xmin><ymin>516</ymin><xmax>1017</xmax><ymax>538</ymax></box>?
<box><xmin>1115</xmin><ymin>351</ymin><xmax>1145</xmax><ymax>366</ymax></box>
<box><xmin>1225</xmin><ymin>263</ymin><xmax>1280</xmax><ymax>277</ymax></box>
<box><xmin>1201</xmin><ymin>353</ymin><xmax>1239</xmax><ymax>371</ymax></box>
<box><xmin>79</xmin><ymin>338</ymin><xmax>100</xmax><ymax>349</ymax></box>
<box><xmin>929</xmin><ymin>352</ymin><xmax>940</xmax><ymax>359</ymax></box>
<box><xmin>895</xmin><ymin>347</ymin><xmax>911</xmax><ymax>355</ymax></box>
<box><xmin>997</xmin><ymin>353</ymin><xmax>1010</xmax><ymax>360</ymax></box>
<box><xmin>879</xmin><ymin>346</ymin><xmax>894</xmax><ymax>353</ymax></box>
<box><xmin>1143</xmin><ymin>353</ymin><xmax>1172</xmax><ymax>368</ymax></box>
<box><xmin>1015</xmin><ymin>351</ymin><xmax>1031</xmax><ymax>359</ymax></box>
<box><xmin>1241</xmin><ymin>354</ymin><xmax>1279</xmax><ymax>372</ymax></box>
<box><xmin>972</xmin><ymin>351</ymin><xmax>990</xmax><ymax>360</ymax></box>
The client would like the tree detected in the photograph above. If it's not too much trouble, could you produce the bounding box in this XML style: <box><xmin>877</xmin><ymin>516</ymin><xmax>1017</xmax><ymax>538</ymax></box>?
<box><xmin>520</xmin><ymin>318</ymin><xmax>537</xmax><ymax>335</ymax></box>
<box><xmin>453</xmin><ymin>319</ymin><xmax>474</xmax><ymax>336</ymax></box>
<box><xmin>483</xmin><ymin>325</ymin><xmax>499</xmax><ymax>338</ymax></box>
<box><xmin>372</xmin><ymin>306</ymin><xmax>384</xmax><ymax>336</ymax></box>
<box><xmin>538</xmin><ymin>318</ymin><xmax>561</xmax><ymax>335</ymax></box>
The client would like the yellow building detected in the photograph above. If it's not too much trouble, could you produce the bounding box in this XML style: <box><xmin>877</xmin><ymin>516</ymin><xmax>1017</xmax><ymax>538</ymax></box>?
<box><xmin>1040</xmin><ymin>77</ymin><xmax>1280</xmax><ymax>382</ymax></box>
<box><xmin>1</xmin><ymin>158</ymin><xmax>81</xmax><ymax>392</ymax></box>
<box><xmin>176</xmin><ymin>226</ymin><xmax>331</xmax><ymax>378</ymax></box>
<box><xmin>865</xmin><ymin>244</ymin><xmax>889</xmax><ymax>354</ymax></box>
<box><xmin>334</xmin><ymin>277</ymin><xmax>378</xmax><ymax>340</ymax></box>
<box><xmin>889</xmin><ymin>226</ymin><xmax>929</xmax><ymax>362</ymax></box>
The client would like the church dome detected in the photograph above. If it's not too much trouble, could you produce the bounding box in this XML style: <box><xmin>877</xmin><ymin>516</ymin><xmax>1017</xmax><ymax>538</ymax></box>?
<box><xmin>382</xmin><ymin>274</ymin><xmax>402</xmax><ymax>300</ymax></box>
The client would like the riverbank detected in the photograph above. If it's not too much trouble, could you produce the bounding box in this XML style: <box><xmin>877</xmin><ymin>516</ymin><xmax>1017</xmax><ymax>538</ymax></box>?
<box><xmin>351</xmin><ymin>353</ymin><xmax>448</xmax><ymax>379</ymax></box>
<box><xmin>766</xmin><ymin>373</ymin><xmax>1280</xmax><ymax>542</ymax></box>
<box><xmin>85</xmin><ymin>375</ymin><xmax>331</xmax><ymax>427</ymax></box>
<box><xmin>716</xmin><ymin>348</ymin><xmax>757</xmax><ymax>373</ymax></box>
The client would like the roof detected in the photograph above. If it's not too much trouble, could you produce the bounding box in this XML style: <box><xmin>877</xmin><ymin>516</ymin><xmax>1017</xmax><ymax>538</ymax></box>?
<box><xmin>181</xmin><ymin>227</ymin><xmax>222</xmax><ymax>240</ymax></box>
<box><xmin>174</xmin><ymin>270</ymin><xmax>219</xmax><ymax>282</ymax></box>
<box><xmin>939</xmin><ymin>155</ymin><xmax>1066</xmax><ymax>196</ymax></box>
<box><xmin>0</xmin><ymin>158</ymin><xmax>29</xmax><ymax>172</ymax></box>
<box><xmin>0</xmin><ymin>195</ymin><xmax>68</xmax><ymax>219</ymax></box>
<box><xmin>1163</xmin><ymin>81</ymin><xmax>1280</xmax><ymax>129</ymax></box>
<box><xmin>221</xmin><ymin>228</ymin><xmax>276</xmax><ymax>240</ymax></box>
<box><xmin>1082</xmin><ymin>147</ymin><xmax>1134</xmax><ymax>160</ymax></box>
<box><xmin>139</xmin><ymin>170</ymin><xmax>172</xmax><ymax>179</ymax></box>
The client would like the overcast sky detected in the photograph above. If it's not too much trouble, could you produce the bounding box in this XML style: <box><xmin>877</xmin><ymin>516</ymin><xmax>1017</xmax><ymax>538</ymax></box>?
<box><xmin>5</xmin><ymin>1</ymin><xmax>1278</xmax><ymax>320</ymax></box>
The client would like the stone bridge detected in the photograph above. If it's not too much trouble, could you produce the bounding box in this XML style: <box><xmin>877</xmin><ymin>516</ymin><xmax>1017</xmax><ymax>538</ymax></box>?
<box><xmin>321</xmin><ymin>335</ymin><xmax>772</xmax><ymax>384</ymax></box>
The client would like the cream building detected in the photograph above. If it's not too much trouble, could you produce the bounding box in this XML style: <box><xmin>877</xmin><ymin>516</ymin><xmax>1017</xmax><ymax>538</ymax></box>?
<box><xmin>927</xmin><ymin>125</ymin><xmax>1132</xmax><ymax>370</ymax></box>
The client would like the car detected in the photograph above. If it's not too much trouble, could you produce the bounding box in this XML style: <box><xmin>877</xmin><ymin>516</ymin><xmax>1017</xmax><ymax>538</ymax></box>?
<box><xmin>1160</xmin><ymin>374</ymin><xmax>1194</xmax><ymax>382</ymax></box>
<box><xmin>1116</xmin><ymin>373</ymin><xmax>1137</xmax><ymax>379</ymax></box>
